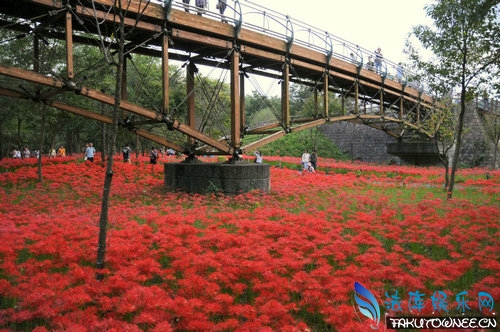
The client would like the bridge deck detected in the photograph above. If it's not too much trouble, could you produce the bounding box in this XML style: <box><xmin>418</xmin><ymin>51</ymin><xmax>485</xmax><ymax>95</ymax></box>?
<box><xmin>0</xmin><ymin>0</ymin><xmax>438</xmax><ymax>155</ymax></box>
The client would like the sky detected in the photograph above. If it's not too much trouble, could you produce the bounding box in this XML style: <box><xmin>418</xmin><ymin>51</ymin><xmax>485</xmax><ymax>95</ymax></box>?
<box><xmin>244</xmin><ymin>0</ymin><xmax>434</xmax><ymax>65</ymax></box>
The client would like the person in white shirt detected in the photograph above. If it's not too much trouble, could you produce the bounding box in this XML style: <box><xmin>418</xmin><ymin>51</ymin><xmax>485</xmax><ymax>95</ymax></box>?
<box><xmin>301</xmin><ymin>149</ymin><xmax>310</xmax><ymax>170</ymax></box>
<box><xmin>254</xmin><ymin>151</ymin><xmax>263</xmax><ymax>164</ymax></box>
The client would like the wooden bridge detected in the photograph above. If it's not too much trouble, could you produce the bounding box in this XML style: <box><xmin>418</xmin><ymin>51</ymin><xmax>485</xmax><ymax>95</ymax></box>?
<box><xmin>0</xmin><ymin>0</ymin><xmax>439</xmax><ymax>159</ymax></box>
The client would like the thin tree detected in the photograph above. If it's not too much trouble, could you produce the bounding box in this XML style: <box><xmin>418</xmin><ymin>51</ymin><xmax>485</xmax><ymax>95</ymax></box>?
<box><xmin>95</xmin><ymin>1</ymin><xmax>127</xmax><ymax>279</ymax></box>
<box><xmin>406</xmin><ymin>0</ymin><xmax>500</xmax><ymax>198</ymax></box>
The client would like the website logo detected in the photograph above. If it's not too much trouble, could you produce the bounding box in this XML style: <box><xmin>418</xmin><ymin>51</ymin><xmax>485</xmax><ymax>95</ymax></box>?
<box><xmin>354</xmin><ymin>281</ymin><xmax>381</xmax><ymax>329</ymax></box>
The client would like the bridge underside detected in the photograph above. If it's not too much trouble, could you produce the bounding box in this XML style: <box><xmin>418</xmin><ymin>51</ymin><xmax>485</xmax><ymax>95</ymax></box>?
<box><xmin>0</xmin><ymin>0</ymin><xmax>438</xmax><ymax>162</ymax></box>
<box><xmin>387</xmin><ymin>142</ymin><xmax>441</xmax><ymax>166</ymax></box>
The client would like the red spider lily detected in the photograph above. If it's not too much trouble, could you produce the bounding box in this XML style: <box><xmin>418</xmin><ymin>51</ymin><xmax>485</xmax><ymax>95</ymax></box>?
<box><xmin>0</xmin><ymin>155</ymin><xmax>498</xmax><ymax>330</ymax></box>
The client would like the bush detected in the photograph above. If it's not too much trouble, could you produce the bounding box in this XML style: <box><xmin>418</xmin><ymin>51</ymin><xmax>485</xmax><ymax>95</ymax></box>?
<box><xmin>255</xmin><ymin>127</ymin><xmax>347</xmax><ymax>159</ymax></box>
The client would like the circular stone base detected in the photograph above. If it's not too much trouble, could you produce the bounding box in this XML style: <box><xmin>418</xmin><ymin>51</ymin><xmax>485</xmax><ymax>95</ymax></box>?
<box><xmin>164</xmin><ymin>162</ymin><xmax>270</xmax><ymax>194</ymax></box>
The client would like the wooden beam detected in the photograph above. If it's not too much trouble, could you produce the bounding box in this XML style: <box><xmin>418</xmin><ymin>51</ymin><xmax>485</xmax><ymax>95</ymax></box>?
<box><xmin>324</xmin><ymin>74</ymin><xmax>329</xmax><ymax>117</ymax></box>
<box><xmin>240</xmin><ymin>71</ymin><xmax>246</xmax><ymax>130</ymax></box>
<box><xmin>65</xmin><ymin>11</ymin><xmax>74</xmax><ymax>79</ymax></box>
<box><xmin>79</xmin><ymin>86</ymin><xmax>232</xmax><ymax>153</ymax></box>
<box><xmin>230</xmin><ymin>49</ymin><xmax>240</xmax><ymax>148</ymax></box>
<box><xmin>186</xmin><ymin>61</ymin><xmax>195</xmax><ymax>129</ymax></box>
<box><xmin>289</xmin><ymin>118</ymin><xmax>328</xmax><ymax>133</ymax></box>
<box><xmin>162</xmin><ymin>35</ymin><xmax>169</xmax><ymax>112</ymax></box>
<box><xmin>0</xmin><ymin>64</ymin><xmax>64</xmax><ymax>88</ymax></box>
<box><xmin>241</xmin><ymin>131</ymin><xmax>286</xmax><ymax>152</ymax></box>
<box><xmin>0</xmin><ymin>87</ymin><xmax>28</xmax><ymax>99</ymax></box>
<box><xmin>281</xmin><ymin>61</ymin><xmax>290</xmax><ymax>129</ymax></box>
<box><xmin>48</xmin><ymin>100</ymin><xmax>186</xmax><ymax>152</ymax></box>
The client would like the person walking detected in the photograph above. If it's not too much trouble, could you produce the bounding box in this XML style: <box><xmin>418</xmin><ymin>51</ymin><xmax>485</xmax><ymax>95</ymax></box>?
<box><xmin>254</xmin><ymin>150</ymin><xmax>263</xmax><ymax>164</ymax></box>
<box><xmin>123</xmin><ymin>145</ymin><xmax>131</xmax><ymax>163</ymax></box>
<box><xmin>150</xmin><ymin>147</ymin><xmax>158</xmax><ymax>171</ymax></box>
<box><xmin>374</xmin><ymin>48</ymin><xmax>383</xmax><ymax>74</ymax></box>
<box><xmin>22</xmin><ymin>147</ymin><xmax>30</xmax><ymax>159</ymax></box>
<box><xmin>85</xmin><ymin>143</ymin><xmax>96</xmax><ymax>162</ymax></box>
<box><xmin>58</xmin><ymin>145</ymin><xmax>66</xmax><ymax>157</ymax></box>
<box><xmin>310</xmin><ymin>149</ymin><xmax>318</xmax><ymax>171</ymax></box>
<box><xmin>216</xmin><ymin>0</ymin><xmax>227</xmax><ymax>22</ymax></box>
<box><xmin>182</xmin><ymin>0</ymin><xmax>190</xmax><ymax>12</ymax></box>
<box><xmin>195</xmin><ymin>0</ymin><xmax>207</xmax><ymax>16</ymax></box>
<box><xmin>301</xmin><ymin>149</ymin><xmax>310</xmax><ymax>171</ymax></box>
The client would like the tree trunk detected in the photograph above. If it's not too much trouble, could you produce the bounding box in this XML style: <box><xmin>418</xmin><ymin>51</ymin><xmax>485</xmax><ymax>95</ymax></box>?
<box><xmin>38</xmin><ymin>104</ymin><xmax>46</xmax><ymax>182</ymax></box>
<box><xmin>447</xmin><ymin>90</ymin><xmax>467</xmax><ymax>199</ymax></box>
<box><xmin>17</xmin><ymin>116</ymin><xmax>22</xmax><ymax>149</ymax></box>
<box><xmin>0</xmin><ymin>116</ymin><xmax>3</xmax><ymax>160</ymax></box>
<box><xmin>95</xmin><ymin>3</ymin><xmax>125</xmax><ymax>279</ymax></box>
<box><xmin>492</xmin><ymin>115</ymin><xmax>499</xmax><ymax>170</ymax></box>
<box><xmin>101</xmin><ymin>100</ymin><xmax>107</xmax><ymax>161</ymax></box>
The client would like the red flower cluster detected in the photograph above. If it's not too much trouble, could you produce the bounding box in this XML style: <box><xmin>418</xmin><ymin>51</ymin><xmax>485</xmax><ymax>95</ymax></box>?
<box><xmin>0</xmin><ymin>155</ymin><xmax>498</xmax><ymax>330</ymax></box>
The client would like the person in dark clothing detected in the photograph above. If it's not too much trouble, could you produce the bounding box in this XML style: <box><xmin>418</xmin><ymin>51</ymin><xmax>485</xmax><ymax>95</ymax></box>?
<box><xmin>182</xmin><ymin>0</ymin><xmax>190</xmax><ymax>12</ymax></box>
<box><xmin>216</xmin><ymin>0</ymin><xmax>227</xmax><ymax>22</ymax></box>
<box><xmin>310</xmin><ymin>150</ymin><xmax>318</xmax><ymax>171</ymax></box>
<box><xmin>123</xmin><ymin>145</ymin><xmax>131</xmax><ymax>163</ymax></box>
<box><xmin>150</xmin><ymin>147</ymin><xmax>158</xmax><ymax>171</ymax></box>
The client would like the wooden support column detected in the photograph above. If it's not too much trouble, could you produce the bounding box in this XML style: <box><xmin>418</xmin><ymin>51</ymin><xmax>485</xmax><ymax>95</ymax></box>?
<box><xmin>314</xmin><ymin>88</ymin><xmax>318</xmax><ymax>116</ymax></box>
<box><xmin>379</xmin><ymin>89</ymin><xmax>384</xmax><ymax>116</ymax></box>
<box><xmin>186</xmin><ymin>62</ymin><xmax>195</xmax><ymax>127</ymax></box>
<box><xmin>240</xmin><ymin>71</ymin><xmax>246</xmax><ymax>131</ymax></box>
<box><xmin>354</xmin><ymin>80</ymin><xmax>359</xmax><ymax>114</ymax></box>
<box><xmin>323</xmin><ymin>74</ymin><xmax>329</xmax><ymax>118</ymax></box>
<box><xmin>281</xmin><ymin>61</ymin><xmax>290</xmax><ymax>129</ymax></box>
<box><xmin>230</xmin><ymin>50</ymin><xmax>241</xmax><ymax>148</ymax></box>
<box><xmin>341</xmin><ymin>90</ymin><xmax>345</xmax><ymax>116</ymax></box>
<box><xmin>399</xmin><ymin>97</ymin><xmax>404</xmax><ymax>120</ymax></box>
<box><xmin>162</xmin><ymin>35</ymin><xmax>169</xmax><ymax>112</ymax></box>
<box><xmin>417</xmin><ymin>92</ymin><xmax>422</xmax><ymax>123</ymax></box>
<box><xmin>65</xmin><ymin>11</ymin><xmax>74</xmax><ymax>79</ymax></box>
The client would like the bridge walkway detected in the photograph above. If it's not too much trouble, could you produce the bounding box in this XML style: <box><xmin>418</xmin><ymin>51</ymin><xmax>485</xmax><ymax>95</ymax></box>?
<box><xmin>0</xmin><ymin>0</ymin><xmax>446</xmax><ymax>157</ymax></box>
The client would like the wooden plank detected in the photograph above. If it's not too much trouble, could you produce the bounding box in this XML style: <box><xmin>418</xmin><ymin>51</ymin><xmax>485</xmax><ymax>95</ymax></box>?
<box><xmin>49</xmin><ymin>100</ymin><xmax>186</xmax><ymax>152</ymax></box>
<box><xmin>79</xmin><ymin>86</ymin><xmax>232</xmax><ymax>153</ymax></box>
<box><xmin>0</xmin><ymin>64</ymin><xmax>64</xmax><ymax>88</ymax></box>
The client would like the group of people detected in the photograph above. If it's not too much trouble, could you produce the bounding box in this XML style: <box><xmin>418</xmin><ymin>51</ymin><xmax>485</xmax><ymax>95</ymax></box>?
<box><xmin>182</xmin><ymin>0</ymin><xmax>227</xmax><ymax>21</ymax></box>
<box><xmin>301</xmin><ymin>149</ymin><xmax>318</xmax><ymax>173</ymax></box>
<box><xmin>10</xmin><ymin>147</ymin><xmax>34</xmax><ymax>159</ymax></box>
<box><xmin>366</xmin><ymin>48</ymin><xmax>404</xmax><ymax>81</ymax></box>
<box><xmin>9</xmin><ymin>146</ymin><xmax>66</xmax><ymax>159</ymax></box>
<box><xmin>366</xmin><ymin>47</ymin><xmax>384</xmax><ymax>73</ymax></box>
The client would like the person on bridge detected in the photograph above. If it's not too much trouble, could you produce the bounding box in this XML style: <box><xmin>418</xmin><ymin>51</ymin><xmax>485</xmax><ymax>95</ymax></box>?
<box><xmin>396</xmin><ymin>63</ymin><xmax>404</xmax><ymax>82</ymax></box>
<box><xmin>195</xmin><ymin>0</ymin><xmax>207</xmax><ymax>16</ymax></box>
<box><xmin>216</xmin><ymin>0</ymin><xmax>227</xmax><ymax>22</ymax></box>
<box><xmin>374</xmin><ymin>48</ymin><xmax>383</xmax><ymax>74</ymax></box>
<box><xmin>182</xmin><ymin>0</ymin><xmax>190</xmax><ymax>12</ymax></box>
<box><xmin>367</xmin><ymin>56</ymin><xmax>374</xmax><ymax>71</ymax></box>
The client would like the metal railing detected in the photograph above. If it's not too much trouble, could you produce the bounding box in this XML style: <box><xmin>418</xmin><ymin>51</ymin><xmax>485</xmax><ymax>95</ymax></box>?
<box><xmin>155</xmin><ymin>0</ymin><xmax>500</xmax><ymax>106</ymax></box>
<box><xmin>159</xmin><ymin>1</ymin><xmax>424</xmax><ymax>88</ymax></box>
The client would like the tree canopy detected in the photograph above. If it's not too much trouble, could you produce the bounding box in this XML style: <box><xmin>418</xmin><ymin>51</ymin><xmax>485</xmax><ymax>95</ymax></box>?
<box><xmin>406</xmin><ymin>0</ymin><xmax>500</xmax><ymax>197</ymax></box>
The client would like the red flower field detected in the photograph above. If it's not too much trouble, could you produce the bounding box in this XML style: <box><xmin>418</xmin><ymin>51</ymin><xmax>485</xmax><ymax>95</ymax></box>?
<box><xmin>0</xmin><ymin>155</ymin><xmax>498</xmax><ymax>331</ymax></box>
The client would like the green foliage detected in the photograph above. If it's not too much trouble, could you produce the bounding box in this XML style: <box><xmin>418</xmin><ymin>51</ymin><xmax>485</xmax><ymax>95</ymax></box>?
<box><xmin>406</xmin><ymin>0</ymin><xmax>500</xmax><ymax>195</ymax></box>
<box><xmin>255</xmin><ymin>128</ymin><xmax>348</xmax><ymax>159</ymax></box>
<box><xmin>407</xmin><ymin>0</ymin><xmax>500</xmax><ymax>95</ymax></box>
